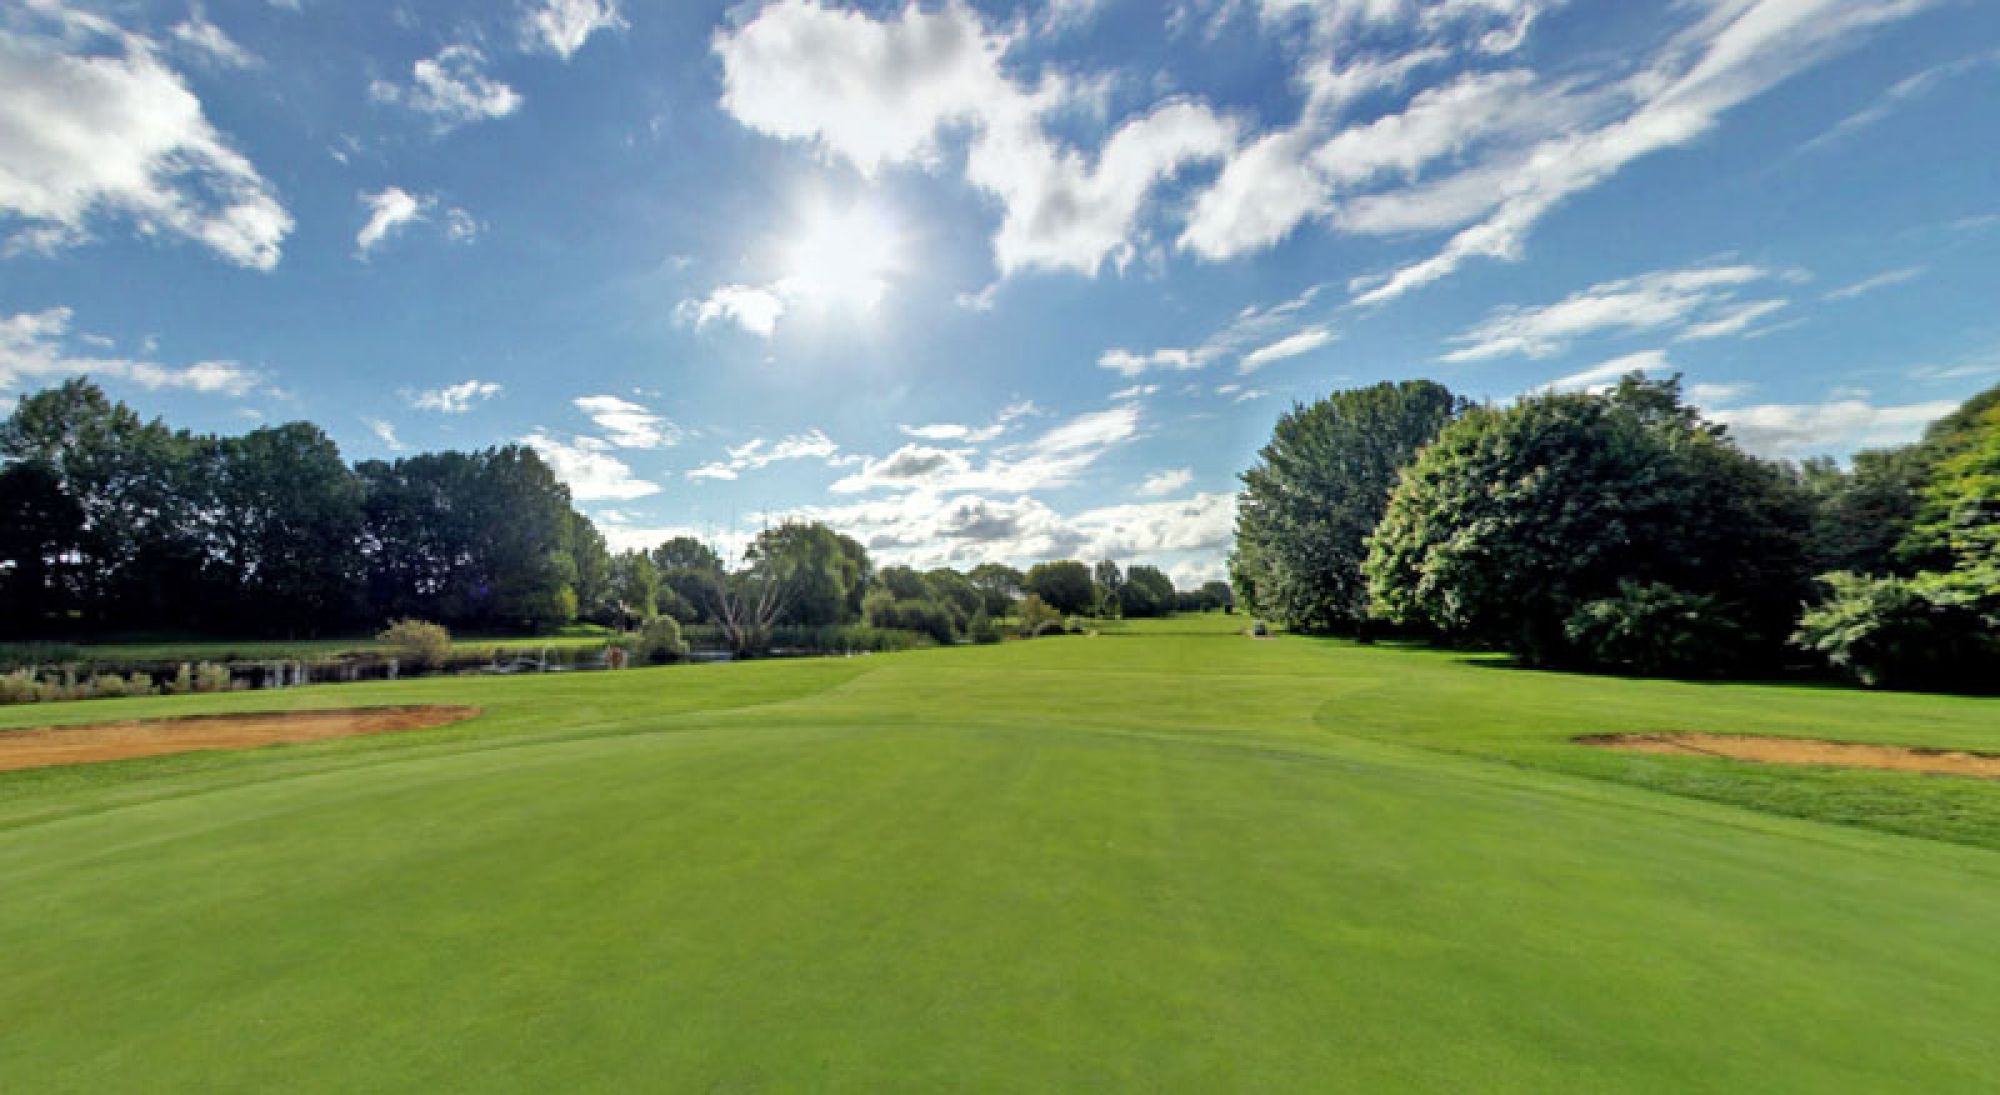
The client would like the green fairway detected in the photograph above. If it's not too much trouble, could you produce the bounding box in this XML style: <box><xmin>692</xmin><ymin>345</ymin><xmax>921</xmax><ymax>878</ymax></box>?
<box><xmin>3</xmin><ymin>616</ymin><xmax>1998</xmax><ymax>1091</ymax></box>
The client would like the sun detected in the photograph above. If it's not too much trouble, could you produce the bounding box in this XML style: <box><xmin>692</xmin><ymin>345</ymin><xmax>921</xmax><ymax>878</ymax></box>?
<box><xmin>781</xmin><ymin>202</ymin><xmax>903</xmax><ymax>313</ymax></box>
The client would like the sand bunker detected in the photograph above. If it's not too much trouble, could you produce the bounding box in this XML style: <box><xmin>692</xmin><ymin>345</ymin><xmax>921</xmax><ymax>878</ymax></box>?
<box><xmin>1578</xmin><ymin>732</ymin><xmax>2000</xmax><ymax>780</ymax></box>
<box><xmin>0</xmin><ymin>706</ymin><xmax>481</xmax><ymax>773</ymax></box>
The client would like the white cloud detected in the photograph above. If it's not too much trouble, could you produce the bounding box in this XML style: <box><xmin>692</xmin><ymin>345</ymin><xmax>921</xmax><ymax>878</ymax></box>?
<box><xmin>1444</xmin><ymin>264</ymin><xmax>1784</xmax><ymax>361</ymax></box>
<box><xmin>1351</xmin><ymin>0</ymin><xmax>1933</xmax><ymax>304</ymax></box>
<box><xmin>678</xmin><ymin>284</ymin><xmax>786</xmax><ymax>338</ymax></box>
<box><xmin>1802</xmin><ymin>49</ymin><xmax>2000</xmax><ymax>152</ymax></box>
<box><xmin>1111</xmin><ymin>383</ymin><xmax>1159</xmax><ymax>400</ymax></box>
<box><xmin>1100</xmin><ymin>283</ymin><xmax>1331</xmax><ymax>378</ymax></box>
<box><xmin>356</xmin><ymin>187</ymin><xmax>429</xmax><ymax>255</ymax></box>
<box><xmin>1138</xmin><ymin>468</ymin><xmax>1194</xmax><ymax>497</ymax></box>
<box><xmin>370</xmin><ymin>45</ymin><xmax>522</xmax><ymax>132</ymax></box>
<box><xmin>714</xmin><ymin>0</ymin><xmax>1237</xmax><ymax>278</ymax></box>
<box><xmin>1713</xmin><ymin>398</ymin><xmax>1959</xmax><ymax>457</ymax></box>
<box><xmin>899</xmin><ymin>400</ymin><xmax>1036</xmax><ymax>443</ymax></box>
<box><xmin>1688</xmin><ymin>381</ymin><xmax>1752</xmax><ymax>404</ymax></box>
<box><xmin>834</xmin><ymin>404</ymin><xmax>1140</xmax><ymax>496</ymax></box>
<box><xmin>687</xmin><ymin>429</ymin><xmax>842</xmax><ymax>481</ymax></box>
<box><xmin>0</xmin><ymin>306</ymin><xmax>258</xmax><ymax>396</ymax></box>
<box><xmin>574</xmin><ymin>394</ymin><xmax>681</xmax><ymax>448</ymax></box>
<box><xmin>407</xmin><ymin>379</ymin><xmax>501</xmax><ymax>414</ymax></box>
<box><xmin>170</xmin><ymin>9</ymin><xmax>256</xmax><ymax>68</ymax></box>
<box><xmin>1240</xmin><ymin>326</ymin><xmax>1332</xmax><ymax>372</ymax></box>
<box><xmin>443</xmin><ymin>207</ymin><xmax>480</xmax><ymax>242</ymax></box>
<box><xmin>365</xmin><ymin>417</ymin><xmax>406</xmax><ymax>451</ymax></box>
<box><xmin>1545</xmin><ymin>349</ymin><xmax>1670</xmax><ymax>394</ymax></box>
<box><xmin>1099</xmin><ymin>347</ymin><xmax>1199</xmax><ymax>377</ymax></box>
<box><xmin>524</xmin><ymin>0</ymin><xmax>626</xmax><ymax>59</ymax></box>
<box><xmin>0</xmin><ymin>7</ymin><xmax>291</xmax><ymax>268</ymax></box>
<box><xmin>523</xmin><ymin>431</ymin><xmax>661</xmax><ymax>501</ymax></box>
<box><xmin>1823</xmin><ymin>266</ymin><xmax>1925</xmax><ymax>301</ymax></box>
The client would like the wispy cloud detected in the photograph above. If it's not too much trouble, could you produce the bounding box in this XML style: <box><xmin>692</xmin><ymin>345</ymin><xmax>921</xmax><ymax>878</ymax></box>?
<box><xmin>406</xmin><ymin>379</ymin><xmax>502</xmax><ymax>414</ymax></box>
<box><xmin>1823</xmin><ymin>266</ymin><xmax>1926</xmax><ymax>301</ymax></box>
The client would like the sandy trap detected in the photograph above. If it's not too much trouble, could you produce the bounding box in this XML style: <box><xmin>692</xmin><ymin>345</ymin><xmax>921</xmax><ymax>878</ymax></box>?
<box><xmin>1578</xmin><ymin>732</ymin><xmax>2000</xmax><ymax>780</ymax></box>
<box><xmin>0</xmin><ymin>706</ymin><xmax>481</xmax><ymax>773</ymax></box>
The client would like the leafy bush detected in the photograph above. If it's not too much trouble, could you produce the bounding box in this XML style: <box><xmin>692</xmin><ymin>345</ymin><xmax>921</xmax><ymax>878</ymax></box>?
<box><xmin>967</xmin><ymin>609</ymin><xmax>1002</xmax><ymax>644</ymax></box>
<box><xmin>378</xmin><ymin>618</ymin><xmax>451</xmax><ymax>669</ymax></box>
<box><xmin>862</xmin><ymin>590</ymin><xmax>959</xmax><ymax>644</ymax></box>
<box><xmin>1563</xmin><ymin>582</ymin><xmax>1749</xmax><ymax>677</ymax></box>
<box><xmin>1793</xmin><ymin>573</ymin><xmax>1996</xmax><ymax>691</ymax></box>
<box><xmin>611</xmin><ymin>615</ymin><xmax>688</xmax><ymax>664</ymax></box>
<box><xmin>1016</xmin><ymin>594</ymin><xmax>1061</xmax><ymax>638</ymax></box>
<box><xmin>769</xmin><ymin>625</ymin><xmax>929</xmax><ymax>653</ymax></box>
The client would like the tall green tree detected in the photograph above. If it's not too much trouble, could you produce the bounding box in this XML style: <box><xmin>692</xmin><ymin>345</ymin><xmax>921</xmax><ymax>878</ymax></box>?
<box><xmin>1025</xmin><ymin>560</ymin><xmax>1095</xmax><ymax>615</ymax></box>
<box><xmin>966</xmin><ymin>562</ymin><xmax>1024</xmax><ymax>616</ymax></box>
<box><xmin>1365</xmin><ymin>377</ymin><xmax>1811</xmax><ymax>669</ymax></box>
<box><xmin>746</xmin><ymin>522</ymin><xmax>868</xmax><ymax>626</ymax></box>
<box><xmin>1233</xmin><ymin>380</ymin><xmax>1464</xmax><ymax>633</ymax></box>
<box><xmin>209</xmin><ymin>423</ymin><xmax>365</xmax><ymax>634</ymax></box>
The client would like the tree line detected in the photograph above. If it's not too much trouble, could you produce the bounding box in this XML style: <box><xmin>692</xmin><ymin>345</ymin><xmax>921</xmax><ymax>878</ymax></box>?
<box><xmin>0</xmin><ymin>379</ymin><xmax>1228</xmax><ymax>644</ymax></box>
<box><xmin>1232</xmin><ymin>376</ymin><xmax>1997</xmax><ymax>691</ymax></box>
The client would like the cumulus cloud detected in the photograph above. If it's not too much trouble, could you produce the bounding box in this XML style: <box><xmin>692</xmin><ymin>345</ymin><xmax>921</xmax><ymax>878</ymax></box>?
<box><xmin>678</xmin><ymin>284</ymin><xmax>786</xmax><ymax>338</ymax></box>
<box><xmin>1712</xmin><ymin>398</ymin><xmax>1959</xmax><ymax>457</ymax></box>
<box><xmin>0</xmin><ymin>6</ymin><xmax>291</xmax><ymax>268</ymax></box>
<box><xmin>524</xmin><ymin>0</ymin><xmax>626</xmax><ymax>59</ymax></box>
<box><xmin>523</xmin><ymin>431</ymin><xmax>661</xmax><ymax>501</ymax></box>
<box><xmin>355</xmin><ymin>187</ymin><xmax>428</xmax><ymax>255</ymax></box>
<box><xmin>371</xmin><ymin>45</ymin><xmax>522</xmax><ymax>132</ymax></box>
<box><xmin>574</xmin><ymin>394</ymin><xmax>682</xmax><ymax>448</ymax></box>
<box><xmin>834</xmin><ymin>403</ymin><xmax>1140</xmax><ymax>496</ymax></box>
<box><xmin>1444</xmin><ymin>264</ymin><xmax>1787</xmax><ymax>362</ymax></box>
<box><xmin>714</xmin><ymin>0</ymin><xmax>1237</xmax><ymax>277</ymax></box>
<box><xmin>1138</xmin><ymin>468</ymin><xmax>1193</xmax><ymax>497</ymax></box>
<box><xmin>0</xmin><ymin>306</ymin><xmax>258</xmax><ymax>396</ymax></box>
<box><xmin>407</xmin><ymin>379</ymin><xmax>501</xmax><ymax>414</ymax></box>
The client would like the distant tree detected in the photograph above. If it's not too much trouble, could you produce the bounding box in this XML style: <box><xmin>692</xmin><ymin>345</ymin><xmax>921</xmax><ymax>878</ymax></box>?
<box><xmin>0</xmin><ymin>460</ymin><xmax>83</xmax><ymax>635</ymax></box>
<box><xmin>652</xmin><ymin>536</ymin><xmax>723</xmax><ymax>574</ymax></box>
<box><xmin>746</xmin><ymin>521</ymin><xmax>867</xmax><ymax>626</ymax></box>
<box><xmin>924</xmin><ymin>568</ymin><xmax>983</xmax><ymax>625</ymax></box>
<box><xmin>876</xmin><ymin>565</ymin><xmax>933</xmax><ymax>602</ymax></box>
<box><xmin>566</xmin><ymin>511</ymin><xmax>613</xmax><ymax>624</ymax></box>
<box><xmin>607</xmin><ymin>550</ymin><xmax>661</xmax><ymax>629</ymax></box>
<box><xmin>1799</xmin><ymin>449</ymin><xmax>1926</xmax><ymax>577</ymax></box>
<box><xmin>1016</xmin><ymin>593</ymin><xmax>1063</xmax><ymax>637</ymax></box>
<box><xmin>1119</xmin><ymin>565</ymin><xmax>1175</xmax><ymax>617</ymax></box>
<box><xmin>1026</xmin><ymin>560</ymin><xmax>1095</xmax><ymax>615</ymax></box>
<box><xmin>208</xmin><ymin>423</ymin><xmax>365</xmax><ymax>634</ymax></box>
<box><xmin>1201</xmin><ymin>580</ymin><xmax>1235</xmax><ymax>613</ymax></box>
<box><xmin>1234</xmin><ymin>380</ymin><xmax>1465</xmax><ymax>634</ymax></box>
<box><xmin>653</xmin><ymin>536</ymin><xmax>723</xmax><ymax>624</ymax></box>
<box><xmin>1092</xmin><ymin>559</ymin><xmax>1124</xmax><ymax>617</ymax></box>
<box><xmin>967</xmin><ymin>562</ymin><xmax>1025</xmax><ymax>616</ymax></box>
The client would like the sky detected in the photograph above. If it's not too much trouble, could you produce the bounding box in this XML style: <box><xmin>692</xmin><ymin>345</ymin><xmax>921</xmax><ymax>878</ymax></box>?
<box><xmin>3</xmin><ymin>0</ymin><xmax>1998</xmax><ymax>585</ymax></box>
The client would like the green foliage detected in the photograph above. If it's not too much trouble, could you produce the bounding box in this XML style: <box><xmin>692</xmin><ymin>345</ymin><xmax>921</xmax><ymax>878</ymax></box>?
<box><xmin>861</xmin><ymin>589</ymin><xmax>959</xmax><ymax>644</ymax></box>
<box><xmin>377</xmin><ymin>619</ymin><xmax>452</xmax><ymax>669</ymax></box>
<box><xmin>1365</xmin><ymin>377</ymin><xmax>1812</xmax><ymax>667</ymax></box>
<box><xmin>1793</xmin><ymin>573</ymin><xmax>1995</xmax><ymax>691</ymax></box>
<box><xmin>747</xmin><ymin>522</ymin><xmax>869</xmax><ymax>627</ymax></box>
<box><xmin>1563</xmin><ymin>582</ymin><xmax>1749</xmax><ymax>678</ymax></box>
<box><xmin>1901</xmin><ymin>395</ymin><xmax>1999</xmax><ymax>609</ymax></box>
<box><xmin>1799</xmin><ymin>448</ymin><xmax>1927</xmax><ymax>576</ymax></box>
<box><xmin>875</xmin><ymin>565</ymin><xmax>933</xmax><ymax>602</ymax></box>
<box><xmin>606</xmin><ymin>551</ymin><xmax>661</xmax><ymax>629</ymax></box>
<box><xmin>611</xmin><ymin>616</ymin><xmax>689</xmax><ymax>665</ymax></box>
<box><xmin>1234</xmin><ymin>380</ymin><xmax>1465</xmax><ymax>633</ymax></box>
<box><xmin>1016</xmin><ymin>593</ymin><xmax>1063</xmax><ymax>637</ymax></box>
<box><xmin>1117</xmin><ymin>564</ymin><xmax>1176</xmax><ymax>618</ymax></box>
<box><xmin>966</xmin><ymin>563</ymin><xmax>1024</xmax><ymax>616</ymax></box>
<box><xmin>1025</xmin><ymin>560</ymin><xmax>1095</xmax><ymax>615</ymax></box>
<box><xmin>967</xmin><ymin>608</ymin><xmax>1002</xmax><ymax>644</ymax></box>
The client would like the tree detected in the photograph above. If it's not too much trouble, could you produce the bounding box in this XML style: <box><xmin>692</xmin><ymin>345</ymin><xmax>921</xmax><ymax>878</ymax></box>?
<box><xmin>745</xmin><ymin>521</ymin><xmax>867</xmax><ymax>626</ymax></box>
<box><xmin>1365</xmin><ymin>377</ymin><xmax>1812</xmax><ymax>669</ymax></box>
<box><xmin>207</xmin><ymin>423</ymin><xmax>365</xmax><ymax>634</ymax></box>
<box><xmin>1900</xmin><ymin>389</ymin><xmax>1998</xmax><ymax>612</ymax></box>
<box><xmin>876</xmin><ymin>565</ymin><xmax>933</xmax><ymax>602</ymax></box>
<box><xmin>1026</xmin><ymin>560</ymin><xmax>1095</xmax><ymax>615</ymax></box>
<box><xmin>924</xmin><ymin>568</ymin><xmax>983</xmax><ymax>625</ymax></box>
<box><xmin>652</xmin><ymin>536</ymin><xmax>722</xmax><ymax>574</ymax></box>
<box><xmin>1092</xmin><ymin>559</ymin><xmax>1124</xmax><ymax>617</ymax></box>
<box><xmin>967</xmin><ymin>562</ymin><xmax>1024</xmax><ymax>616</ymax></box>
<box><xmin>1799</xmin><ymin>448</ymin><xmax>1926</xmax><ymax>576</ymax></box>
<box><xmin>1201</xmin><ymin>580</ymin><xmax>1235</xmax><ymax>613</ymax></box>
<box><xmin>1119</xmin><ymin>565</ymin><xmax>1175</xmax><ymax>617</ymax></box>
<box><xmin>607</xmin><ymin>550</ymin><xmax>661</xmax><ymax>629</ymax></box>
<box><xmin>0</xmin><ymin>460</ymin><xmax>84</xmax><ymax>635</ymax></box>
<box><xmin>653</xmin><ymin>536</ymin><xmax>723</xmax><ymax>624</ymax></box>
<box><xmin>1234</xmin><ymin>380</ymin><xmax>1464</xmax><ymax>634</ymax></box>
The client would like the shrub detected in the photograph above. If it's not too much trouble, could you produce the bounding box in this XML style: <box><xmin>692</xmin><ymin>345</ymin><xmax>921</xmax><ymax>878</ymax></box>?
<box><xmin>968</xmin><ymin>609</ymin><xmax>1002</xmax><ymax>644</ymax></box>
<box><xmin>1793</xmin><ymin>573</ymin><xmax>1995</xmax><ymax>691</ymax></box>
<box><xmin>614</xmin><ymin>615</ymin><xmax>688</xmax><ymax>664</ymax></box>
<box><xmin>1563</xmin><ymin>582</ymin><xmax>1749</xmax><ymax>677</ymax></box>
<box><xmin>195</xmin><ymin>662</ymin><xmax>233</xmax><ymax>693</ymax></box>
<box><xmin>862</xmin><ymin>590</ymin><xmax>959</xmax><ymax>644</ymax></box>
<box><xmin>378</xmin><ymin>618</ymin><xmax>452</xmax><ymax>669</ymax></box>
<box><xmin>1016</xmin><ymin>594</ymin><xmax>1061</xmax><ymax>638</ymax></box>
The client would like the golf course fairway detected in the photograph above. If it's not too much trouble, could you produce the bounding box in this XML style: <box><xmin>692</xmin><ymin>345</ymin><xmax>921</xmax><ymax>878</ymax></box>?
<box><xmin>4</xmin><ymin>615</ymin><xmax>1998</xmax><ymax>1091</ymax></box>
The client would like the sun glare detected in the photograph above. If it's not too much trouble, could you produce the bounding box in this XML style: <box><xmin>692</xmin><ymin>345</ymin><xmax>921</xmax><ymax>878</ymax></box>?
<box><xmin>782</xmin><ymin>202</ymin><xmax>903</xmax><ymax>313</ymax></box>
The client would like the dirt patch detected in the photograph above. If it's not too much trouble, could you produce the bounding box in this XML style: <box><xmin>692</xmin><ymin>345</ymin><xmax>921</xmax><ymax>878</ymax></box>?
<box><xmin>1578</xmin><ymin>732</ymin><xmax>2000</xmax><ymax>780</ymax></box>
<box><xmin>0</xmin><ymin>706</ymin><xmax>481</xmax><ymax>773</ymax></box>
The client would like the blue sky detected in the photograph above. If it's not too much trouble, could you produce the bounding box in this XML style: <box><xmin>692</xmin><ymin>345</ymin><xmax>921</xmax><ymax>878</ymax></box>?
<box><xmin>3</xmin><ymin>0</ymin><xmax>1997</xmax><ymax>583</ymax></box>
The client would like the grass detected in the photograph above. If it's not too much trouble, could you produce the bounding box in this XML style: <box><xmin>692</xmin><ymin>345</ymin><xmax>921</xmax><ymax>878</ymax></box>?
<box><xmin>2</xmin><ymin>614</ymin><xmax>1998</xmax><ymax>1090</ymax></box>
<box><xmin>0</xmin><ymin>626</ymin><xmax>618</xmax><ymax>668</ymax></box>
